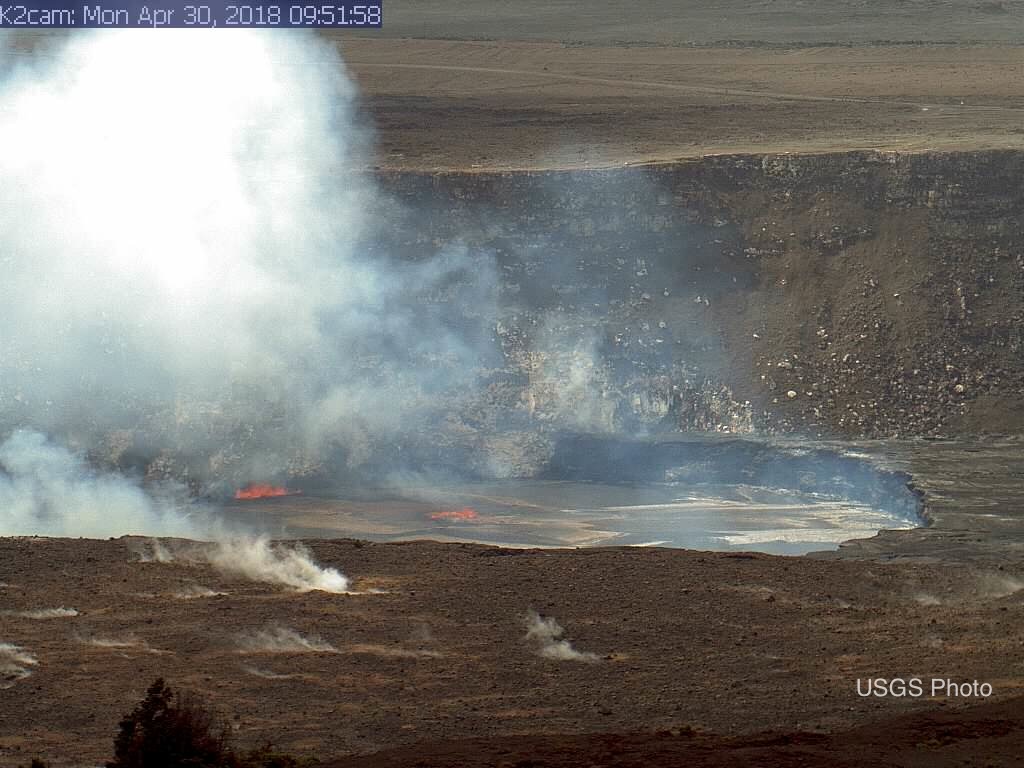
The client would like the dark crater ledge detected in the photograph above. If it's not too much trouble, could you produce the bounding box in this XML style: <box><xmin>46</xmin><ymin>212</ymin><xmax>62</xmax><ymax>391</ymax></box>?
<box><xmin>805</xmin><ymin>436</ymin><xmax>1024</xmax><ymax>566</ymax></box>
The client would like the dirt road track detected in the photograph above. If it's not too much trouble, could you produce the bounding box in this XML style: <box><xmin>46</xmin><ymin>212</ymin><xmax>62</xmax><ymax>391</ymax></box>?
<box><xmin>338</xmin><ymin>39</ymin><xmax>1024</xmax><ymax>169</ymax></box>
<box><xmin>348</xmin><ymin>59</ymin><xmax>1024</xmax><ymax>114</ymax></box>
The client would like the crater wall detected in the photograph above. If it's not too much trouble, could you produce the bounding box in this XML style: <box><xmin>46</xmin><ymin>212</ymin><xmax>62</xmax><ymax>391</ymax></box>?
<box><xmin>374</xmin><ymin>150</ymin><xmax>1024</xmax><ymax>440</ymax></box>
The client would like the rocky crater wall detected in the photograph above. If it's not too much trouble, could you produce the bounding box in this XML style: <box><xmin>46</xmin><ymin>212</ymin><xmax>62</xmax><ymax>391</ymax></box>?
<box><xmin>40</xmin><ymin>150</ymin><xmax>1024</xmax><ymax>489</ymax></box>
<box><xmin>374</xmin><ymin>150</ymin><xmax>1024</xmax><ymax>440</ymax></box>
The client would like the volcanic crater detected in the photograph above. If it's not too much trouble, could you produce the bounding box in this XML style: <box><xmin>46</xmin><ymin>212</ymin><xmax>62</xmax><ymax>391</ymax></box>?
<box><xmin>5</xmin><ymin>13</ymin><xmax>1024</xmax><ymax>768</ymax></box>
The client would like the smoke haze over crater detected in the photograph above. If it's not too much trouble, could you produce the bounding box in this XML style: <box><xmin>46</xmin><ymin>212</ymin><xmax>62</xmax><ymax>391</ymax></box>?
<box><xmin>0</xmin><ymin>429</ymin><xmax>195</xmax><ymax>538</ymax></box>
<box><xmin>0</xmin><ymin>29</ymin><xmax>498</xmax><ymax>494</ymax></box>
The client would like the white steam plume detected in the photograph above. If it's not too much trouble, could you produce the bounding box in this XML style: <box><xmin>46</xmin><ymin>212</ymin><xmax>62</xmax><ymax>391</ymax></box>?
<box><xmin>206</xmin><ymin>537</ymin><xmax>350</xmax><ymax>593</ymax></box>
<box><xmin>80</xmin><ymin>635</ymin><xmax>170</xmax><ymax>654</ymax></box>
<box><xmin>0</xmin><ymin>429</ymin><xmax>196</xmax><ymax>538</ymax></box>
<box><xmin>0</xmin><ymin>643</ymin><xmax>38</xmax><ymax>688</ymax></box>
<box><xmin>0</xmin><ymin>430</ymin><xmax>349</xmax><ymax>591</ymax></box>
<box><xmin>171</xmin><ymin>585</ymin><xmax>226</xmax><ymax>600</ymax></box>
<box><xmin>0</xmin><ymin>29</ymin><xmax>496</xmax><ymax>488</ymax></box>
<box><xmin>135</xmin><ymin>539</ymin><xmax>175</xmax><ymax>563</ymax></box>
<box><xmin>3</xmin><ymin>607</ymin><xmax>79</xmax><ymax>619</ymax></box>
<box><xmin>524</xmin><ymin>610</ymin><xmax>598</xmax><ymax>662</ymax></box>
<box><xmin>237</xmin><ymin>626</ymin><xmax>337</xmax><ymax>654</ymax></box>
<box><xmin>138</xmin><ymin>537</ymin><xmax>352</xmax><ymax>593</ymax></box>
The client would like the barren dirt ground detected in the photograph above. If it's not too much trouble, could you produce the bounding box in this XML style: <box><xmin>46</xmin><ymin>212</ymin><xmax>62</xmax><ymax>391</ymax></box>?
<box><xmin>332</xmin><ymin>0</ymin><xmax>1024</xmax><ymax>169</ymax></box>
<box><xmin>1</xmin><ymin>536</ymin><xmax>1023</xmax><ymax>766</ymax></box>
<box><xmin>340</xmin><ymin>39</ymin><xmax>1024</xmax><ymax>170</ymax></box>
<box><xmin>342</xmin><ymin>0</ymin><xmax>1024</xmax><ymax>47</ymax></box>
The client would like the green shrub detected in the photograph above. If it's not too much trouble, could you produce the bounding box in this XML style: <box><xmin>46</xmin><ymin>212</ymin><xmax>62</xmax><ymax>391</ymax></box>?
<box><xmin>107</xmin><ymin>678</ymin><xmax>236</xmax><ymax>768</ymax></box>
<box><xmin>106</xmin><ymin>679</ymin><xmax>312</xmax><ymax>768</ymax></box>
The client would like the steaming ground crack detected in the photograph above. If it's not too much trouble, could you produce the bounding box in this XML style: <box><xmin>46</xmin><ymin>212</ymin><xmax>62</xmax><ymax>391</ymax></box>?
<box><xmin>207</xmin><ymin>537</ymin><xmax>350</xmax><ymax>593</ymax></box>
<box><xmin>906</xmin><ymin>572</ymin><xmax>1023</xmax><ymax>607</ymax></box>
<box><xmin>135</xmin><ymin>536</ymin><xmax>353</xmax><ymax>594</ymax></box>
<box><xmin>524</xmin><ymin>610</ymin><xmax>599</xmax><ymax>662</ymax></box>
<box><xmin>78</xmin><ymin>635</ymin><xmax>171</xmax><ymax>655</ymax></box>
<box><xmin>237</xmin><ymin>626</ymin><xmax>338</xmax><ymax>654</ymax></box>
<box><xmin>0</xmin><ymin>643</ymin><xmax>38</xmax><ymax>688</ymax></box>
<box><xmin>2</xmin><ymin>607</ymin><xmax>78</xmax><ymax>619</ymax></box>
<box><xmin>241</xmin><ymin>666</ymin><xmax>306</xmax><ymax>680</ymax></box>
<box><xmin>171</xmin><ymin>585</ymin><xmax>227</xmax><ymax>600</ymax></box>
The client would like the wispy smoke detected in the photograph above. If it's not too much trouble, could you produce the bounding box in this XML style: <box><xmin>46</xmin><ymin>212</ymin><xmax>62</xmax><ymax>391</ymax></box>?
<box><xmin>0</xmin><ymin>430</ymin><xmax>196</xmax><ymax>538</ymax></box>
<box><xmin>171</xmin><ymin>585</ymin><xmax>226</xmax><ymax>600</ymax></box>
<box><xmin>524</xmin><ymin>610</ymin><xmax>598</xmax><ymax>662</ymax></box>
<box><xmin>0</xmin><ymin>643</ymin><xmax>38</xmax><ymax>687</ymax></box>
<box><xmin>238</xmin><ymin>626</ymin><xmax>337</xmax><ymax>654</ymax></box>
<box><xmin>0</xmin><ymin>422</ymin><xmax>349</xmax><ymax>590</ymax></box>
<box><xmin>910</xmin><ymin>573</ymin><xmax>1022</xmax><ymax>605</ymax></box>
<box><xmin>205</xmin><ymin>537</ymin><xmax>350</xmax><ymax>593</ymax></box>
<box><xmin>241</xmin><ymin>666</ymin><xmax>304</xmax><ymax>680</ymax></box>
<box><xmin>343</xmin><ymin>643</ymin><xmax>442</xmax><ymax>659</ymax></box>
<box><xmin>975</xmin><ymin>573</ymin><xmax>1023</xmax><ymax>599</ymax></box>
<box><xmin>82</xmin><ymin>637</ymin><xmax>142</xmax><ymax>650</ymax></box>
<box><xmin>134</xmin><ymin>535</ymin><xmax>351</xmax><ymax>593</ymax></box>
<box><xmin>135</xmin><ymin>539</ymin><xmax>174</xmax><ymax>563</ymax></box>
<box><xmin>0</xmin><ymin>29</ymin><xmax>497</xmax><ymax>493</ymax></box>
<box><xmin>519</xmin><ymin>321</ymin><xmax>616</xmax><ymax>433</ymax></box>
<box><xmin>0</xmin><ymin>427</ymin><xmax>351</xmax><ymax>588</ymax></box>
<box><xmin>80</xmin><ymin>635</ymin><xmax>169</xmax><ymax>654</ymax></box>
<box><xmin>2</xmin><ymin>607</ymin><xmax>79</xmax><ymax>619</ymax></box>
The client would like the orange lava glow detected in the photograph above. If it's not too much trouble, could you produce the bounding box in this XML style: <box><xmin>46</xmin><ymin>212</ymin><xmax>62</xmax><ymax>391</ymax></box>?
<box><xmin>234</xmin><ymin>484</ymin><xmax>300</xmax><ymax>500</ymax></box>
<box><xmin>428</xmin><ymin>507</ymin><xmax>479</xmax><ymax>521</ymax></box>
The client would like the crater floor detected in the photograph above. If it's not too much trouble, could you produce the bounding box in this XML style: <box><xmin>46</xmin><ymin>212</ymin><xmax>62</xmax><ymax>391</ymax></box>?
<box><xmin>1</xmin><ymin>437</ymin><xmax>1023</xmax><ymax>767</ymax></box>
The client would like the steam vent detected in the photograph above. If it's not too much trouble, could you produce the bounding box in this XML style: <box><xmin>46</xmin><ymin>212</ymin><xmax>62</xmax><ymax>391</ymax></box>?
<box><xmin>4</xmin><ymin>7</ymin><xmax>1024</xmax><ymax>767</ymax></box>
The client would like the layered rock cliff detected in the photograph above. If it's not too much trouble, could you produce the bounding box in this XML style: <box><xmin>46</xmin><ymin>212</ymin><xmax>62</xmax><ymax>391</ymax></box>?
<box><xmin>29</xmin><ymin>150</ymin><xmax>1023</xmax><ymax>489</ymax></box>
<box><xmin>375</xmin><ymin>150</ymin><xmax>1024</xmax><ymax>442</ymax></box>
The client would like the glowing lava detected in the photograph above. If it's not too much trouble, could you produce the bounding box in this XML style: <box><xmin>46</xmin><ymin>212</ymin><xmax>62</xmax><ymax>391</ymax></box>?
<box><xmin>234</xmin><ymin>484</ymin><xmax>300</xmax><ymax>500</ymax></box>
<box><xmin>428</xmin><ymin>507</ymin><xmax>479</xmax><ymax>522</ymax></box>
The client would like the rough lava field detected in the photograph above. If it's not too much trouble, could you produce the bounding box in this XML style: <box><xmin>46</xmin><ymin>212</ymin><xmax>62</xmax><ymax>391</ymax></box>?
<box><xmin>3</xmin><ymin>535</ymin><xmax>1024</xmax><ymax>766</ymax></box>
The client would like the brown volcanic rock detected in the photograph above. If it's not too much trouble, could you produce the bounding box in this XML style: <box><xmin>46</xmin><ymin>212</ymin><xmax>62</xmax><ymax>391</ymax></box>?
<box><xmin>1</xmin><ymin>536</ymin><xmax>1022</xmax><ymax>765</ymax></box>
<box><xmin>326</xmin><ymin>695</ymin><xmax>1024</xmax><ymax>768</ymax></box>
<box><xmin>370</xmin><ymin>151</ymin><xmax>1024</xmax><ymax>441</ymax></box>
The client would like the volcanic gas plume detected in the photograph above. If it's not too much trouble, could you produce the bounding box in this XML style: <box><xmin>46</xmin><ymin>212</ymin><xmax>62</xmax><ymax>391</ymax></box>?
<box><xmin>524</xmin><ymin>610</ymin><xmax>599</xmax><ymax>663</ymax></box>
<box><xmin>0</xmin><ymin>429</ymin><xmax>349</xmax><ymax>592</ymax></box>
<box><xmin>237</xmin><ymin>626</ymin><xmax>338</xmax><ymax>654</ymax></box>
<box><xmin>0</xmin><ymin>29</ymin><xmax>499</xmax><ymax>538</ymax></box>
<box><xmin>0</xmin><ymin>430</ymin><xmax>197</xmax><ymax>539</ymax></box>
<box><xmin>0</xmin><ymin>28</ymin><xmax>498</xmax><ymax>517</ymax></box>
<box><xmin>0</xmin><ymin>643</ymin><xmax>38</xmax><ymax>688</ymax></box>
<box><xmin>134</xmin><ymin>536</ymin><xmax>351</xmax><ymax>593</ymax></box>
